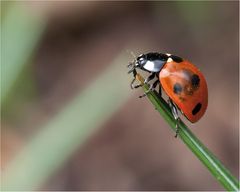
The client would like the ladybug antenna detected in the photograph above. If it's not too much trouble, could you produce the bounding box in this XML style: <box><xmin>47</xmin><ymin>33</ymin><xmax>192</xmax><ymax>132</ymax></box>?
<box><xmin>130</xmin><ymin>51</ymin><xmax>137</xmax><ymax>60</ymax></box>
<box><xmin>126</xmin><ymin>50</ymin><xmax>138</xmax><ymax>74</ymax></box>
<box><xmin>126</xmin><ymin>49</ymin><xmax>137</xmax><ymax>60</ymax></box>
<box><xmin>127</xmin><ymin>60</ymin><xmax>136</xmax><ymax>73</ymax></box>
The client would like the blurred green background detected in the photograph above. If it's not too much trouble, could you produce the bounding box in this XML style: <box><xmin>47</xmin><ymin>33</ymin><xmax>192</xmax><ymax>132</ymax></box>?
<box><xmin>1</xmin><ymin>1</ymin><xmax>239</xmax><ymax>191</ymax></box>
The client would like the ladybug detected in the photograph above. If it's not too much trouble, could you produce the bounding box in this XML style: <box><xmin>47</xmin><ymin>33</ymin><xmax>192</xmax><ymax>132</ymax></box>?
<box><xmin>127</xmin><ymin>52</ymin><xmax>208</xmax><ymax>137</ymax></box>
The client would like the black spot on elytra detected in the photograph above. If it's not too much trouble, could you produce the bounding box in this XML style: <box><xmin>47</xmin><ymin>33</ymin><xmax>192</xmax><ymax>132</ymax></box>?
<box><xmin>173</xmin><ymin>83</ymin><xmax>182</xmax><ymax>94</ymax></box>
<box><xmin>170</xmin><ymin>55</ymin><xmax>183</xmax><ymax>63</ymax></box>
<box><xmin>191</xmin><ymin>74</ymin><xmax>200</xmax><ymax>88</ymax></box>
<box><xmin>192</xmin><ymin>103</ymin><xmax>202</xmax><ymax>115</ymax></box>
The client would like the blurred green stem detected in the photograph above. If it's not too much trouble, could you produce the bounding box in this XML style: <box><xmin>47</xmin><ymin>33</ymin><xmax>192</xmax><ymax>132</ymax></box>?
<box><xmin>2</xmin><ymin>54</ymin><xmax>132</xmax><ymax>191</ymax></box>
<box><xmin>136</xmin><ymin>74</ymin><xmax>239</xmax><ymax>191</ymax></box>
<box><xmin>1</xmin><ymin>3</ymin><xmax>45</xmax><ymax>105</ymax></box>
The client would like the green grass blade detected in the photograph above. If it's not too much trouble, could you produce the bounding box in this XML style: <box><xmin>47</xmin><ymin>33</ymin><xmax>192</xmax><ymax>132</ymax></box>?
<box><xmin>1</xmin><ymin>3</ymin><xmax>45</xmax><ymax>105</ymax></box>
<box><xmin>2</xmin><ymin>54</ymin><xmax>133</xmax><ymax>191</ymax></box>
<box><xmin>136</xmin><ymin>74</ymin><xmax>239</xmax><ymax>191</ymax></box>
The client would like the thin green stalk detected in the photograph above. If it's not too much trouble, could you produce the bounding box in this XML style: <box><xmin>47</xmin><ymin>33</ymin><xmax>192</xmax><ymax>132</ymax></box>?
<box><xmin>1</xmin><ymin>2</ymin><xmax>45</xmax><ymax>105</ymax></box>
<box><xmin>136</xmin><ymin>74</ymin><xmax>239</xmax><ymax>191</ymax></box>
<box><xmin>2</xmin><ymin>55</ymin><xmax>132</xmax><ymax>191</ymax></box>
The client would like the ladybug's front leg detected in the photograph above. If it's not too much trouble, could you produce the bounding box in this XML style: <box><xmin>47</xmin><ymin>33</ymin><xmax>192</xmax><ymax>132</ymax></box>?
<box><xmin>144</xmin><ymin>72</ymin><xmax>156</xmax><ymax>84</ymax></box>
<box><xmin>130</xmin><ymin>68</ymin><xmax>142</xmax><ymax>89</ymax></box>
<box><xmin>168</xmin><ymin>99</ymin><xmax>180</xmax><ymax>138</ymax></box>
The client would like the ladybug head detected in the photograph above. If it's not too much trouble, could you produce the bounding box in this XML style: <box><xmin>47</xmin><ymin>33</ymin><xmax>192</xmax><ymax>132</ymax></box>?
<box><xmin>136</xmin><ymin>54</ymin><xmax>147</xmax><ymax>66</ymax></box>
<box><xmin>127</xmin><ymin>54</ymin><xmax>147</xmax><ymax>74</ymax></box>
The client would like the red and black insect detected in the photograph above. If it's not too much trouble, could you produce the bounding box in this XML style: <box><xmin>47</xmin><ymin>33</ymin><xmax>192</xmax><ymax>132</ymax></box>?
<box><xmin>128</xmin><ymin>52</ymin><xmax>208</xmax><ymax>137</ymax></box>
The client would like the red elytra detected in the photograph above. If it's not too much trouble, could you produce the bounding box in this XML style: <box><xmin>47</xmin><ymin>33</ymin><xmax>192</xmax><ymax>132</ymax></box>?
<box><xmin>159</xmin><ymin>60</ymin><xmax>208</xmax><ymax>123</ymax></box>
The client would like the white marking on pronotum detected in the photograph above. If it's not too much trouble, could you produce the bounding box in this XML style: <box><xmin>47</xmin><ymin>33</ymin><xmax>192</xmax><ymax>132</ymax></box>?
<box><xmin>166</xmin><ymin>53</ymin><xmax>173</xmax><ymax>62</ymax></box>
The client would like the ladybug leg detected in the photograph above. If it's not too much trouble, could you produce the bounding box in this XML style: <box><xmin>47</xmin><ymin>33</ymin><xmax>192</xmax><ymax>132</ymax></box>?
<box><xmin>155</xmin><ymin>72</ymin><xmax>162</xmax><ymax>97</ymax></box>
<box><xmin>131</xmin><ymin>79</ymin><xmax>142</xmax><ymax>89</ymax></box>
<box><xmin>130</xmin><ymin>68</ymin><xmax>142</xmax><ymax>89</ymax></box>
<box><xmin>138</xmin><ymin>73</ymin><xmax>156</xmax><ymax>98</ymax></box>
<box><xmin>139</xmin><ymin>79</ymin><xmax>159</xmax><ymax>98</ymax></box>
<box><xmin>175</xmin><ymin>118</ymin><xmax>181</xmax><ymax>138</ymax></box>
<box><xmin>144</xmin><ymin>72</ymin><xmax>156</xmax><ymax>84</ymax></box>
<box><xmin>130</xmin><ymin>78</ymin><xmax>137</xmax><ymax>89</ymax></box>
<box><xmin>168</xmin><ymin>99</ymin><xmax>180</xmax><ymax>138</ymax></box>
<box><xmin>152</xmin><ymin>79</ymin><xmax>159</xmax><ymax>90</ymax></box>
<box><xmin>132</xmin><ymin>72</ymin><xmax>155</xmax><ymax>90</ymax></box>
<box><xmin>158</xmin><ymin>85</ymin><xmax>162</xmax><ymax>97</ymax></box>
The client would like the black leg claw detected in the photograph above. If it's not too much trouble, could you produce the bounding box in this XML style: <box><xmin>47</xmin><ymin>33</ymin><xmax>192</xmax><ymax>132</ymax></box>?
<box><xmin>139</xmin><ymin>91</ymin><xmax>147</xmax><ymax>98</ymax></box>
<box><xmin>130</xmin><ymin>78</ymin><xmax>139</xmax><ymax>89</ymax></box>
<box><xmin>130</xmin><ymin>78</ymin><xmax>142</xmax><ymax>89</ymax></box>
<box><xmin>139</xmin><ymin>85</ymin><xmax>153</xmax><ymax>98</ymax></box>
<box><xmin>168</xmin><ymin>99</ymin><xmax>180</xmax><ymax>138</ymax></box>
<box><xmin>134</xmin><ymin>85</ymin><xmax>142</xmax><ymax>89</ymax></box>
